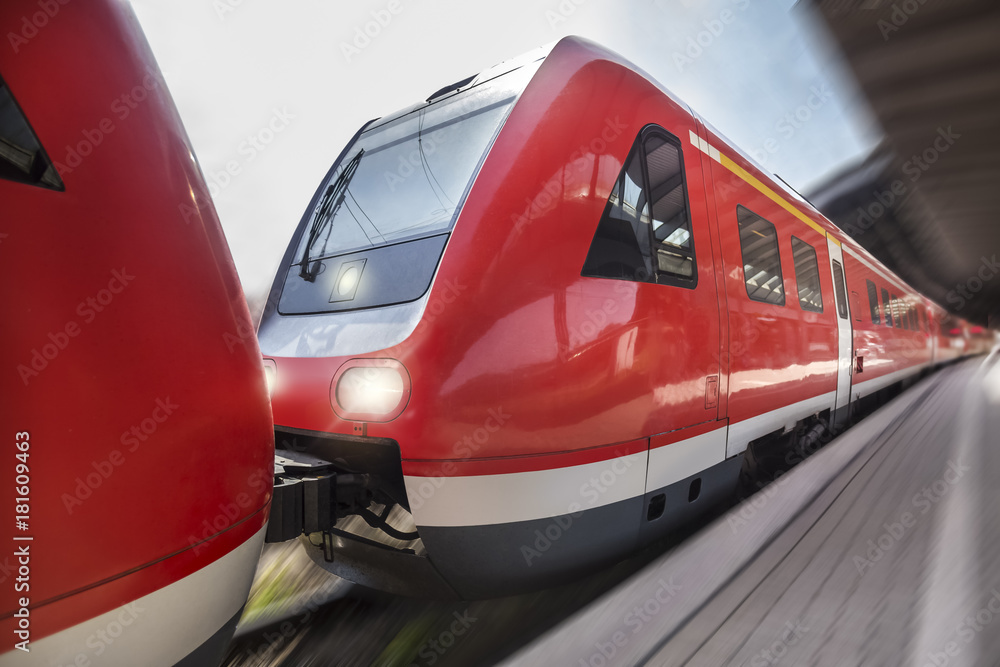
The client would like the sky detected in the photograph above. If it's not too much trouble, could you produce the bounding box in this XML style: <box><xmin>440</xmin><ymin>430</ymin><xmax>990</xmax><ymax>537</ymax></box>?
<box><xmin>128</xmin><ymin>0</ymin><xmax>881</xmax><ymax>305</ymax></box>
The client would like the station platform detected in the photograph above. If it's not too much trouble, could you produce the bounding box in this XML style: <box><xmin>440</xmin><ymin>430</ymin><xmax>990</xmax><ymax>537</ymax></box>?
<box><xmin>501</xmin><ymin>352</ymin><xmax>1000</xmax><ymax>666</ymax></box>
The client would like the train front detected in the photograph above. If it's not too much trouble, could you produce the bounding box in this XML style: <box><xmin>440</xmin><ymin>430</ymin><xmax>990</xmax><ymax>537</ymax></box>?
<box><xmin>257</xmin><ymin>49</ymin><xmax>560</xmax><ymax>598</ymax></box>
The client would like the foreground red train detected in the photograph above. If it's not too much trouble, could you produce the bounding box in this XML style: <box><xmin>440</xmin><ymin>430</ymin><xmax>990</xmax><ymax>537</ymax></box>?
<box><xmin>260</xmin><ymin>37</ymin><xmax>990</xmax><ymax>599</ymax></box>
<box><xmin>1</xmin><ymin>1</ymin><xmax>273</xmax><ymax>664</ymax></box>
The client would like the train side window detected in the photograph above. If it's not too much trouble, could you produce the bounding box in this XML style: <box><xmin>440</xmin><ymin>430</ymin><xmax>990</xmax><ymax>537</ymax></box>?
<box><xmin>737</xmin><ymin>206</ymin><xmax>784</xmax><ymax>305</ymax></box>
<box><xmin>921</xmin><ymin>308</ymin><xmax>928</xmax><ymax>332</ymax></box>
<box><xmin>791</xmin><ymin>237</ymin><xmax>823</xmax><ymax>312</ymax></box>
<box><xmin>831</xmin><ymin>260</ymin><xmax>848</xmax><ymax>319</ymax></box>
<box><xmin>643</xmin><ymin>132</ymin><xmax>696</xmax><ymax>286</ymax></box>
<box><xmin>893</xmin><ymin>294</ymin><xmax>905</xmax><ymax>329</ymax></box>
<box><xmin>866</xmin><ymin>279</ymin><xmax>881</xmax><ymax>324</ymax></box>
<box><xmin>0</xmin><ymin>77</ymin><xmax>63</xmax><ymax>190</ymax></box>
<box><xmin>881</xmin><ymin>288</ymin><xmax>893</xmax><ymax>327</ymax></box>
<box><xmin>582</xmin><ymin>141</ymin><xmax>654</xmax><ymax>282</ymax></box>
<box><xmin>909</xmin><ymin>307</ymin><xmax>918</xmax><ymax>331</ymax></box>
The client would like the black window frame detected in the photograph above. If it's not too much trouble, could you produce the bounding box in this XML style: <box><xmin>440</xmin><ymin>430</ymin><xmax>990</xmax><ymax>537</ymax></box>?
<box><xmin>638</xmin><ymin>126</ymin><xmax>698</xmax><ymax>289</ymax></box>
<box><xmin>0</xmin><ymin>75</ymin><xmax>64</xmax><ymax>191</ymax></box>
<box><xmin>881</xmin><ymin>288</ymin><xmax>893</xmax><ymax>327</ymax></box>
<box><xmin>737</xmin><ymin>205</ymin><xmax>785</xmax><ymax>306</ymax></box>
<box><xmin>790</xmin><ymin>236</ymin><xmax>823</xmax><ymax>313</ymax></box>
<box><xmin>866</xmin><ymin>279</ymin><xmax>881</xmax><ymax>324</ymax></box>
<box><xmin>581</xmin><ymin>124</ymin><xmax>698</xmax><ymax>289</ymax></box>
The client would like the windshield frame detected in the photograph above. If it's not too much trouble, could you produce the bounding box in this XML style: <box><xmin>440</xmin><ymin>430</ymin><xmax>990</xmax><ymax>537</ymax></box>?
<box><xmin>289</xmin><ymin>64</ymin><xmax>538</xmax><ymax>269</ymax></box>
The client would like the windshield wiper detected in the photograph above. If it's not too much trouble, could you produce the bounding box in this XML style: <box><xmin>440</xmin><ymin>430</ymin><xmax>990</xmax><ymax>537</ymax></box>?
<box><xmin>298</xmin><ymin>148</ymin><xmax>364</xmax><ymax>282</ymax></box>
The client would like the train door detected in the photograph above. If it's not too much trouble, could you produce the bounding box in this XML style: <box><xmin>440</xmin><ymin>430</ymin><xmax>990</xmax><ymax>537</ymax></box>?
<box><xmin>827</xmin><ymin>236</ymin><xmax>853</xmax><ymax>426</ymax></box>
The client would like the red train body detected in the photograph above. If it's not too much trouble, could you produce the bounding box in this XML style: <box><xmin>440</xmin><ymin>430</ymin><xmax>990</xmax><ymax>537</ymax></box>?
<box><xmin>259</xmin><ymin>37</ymin><xmax>987</xmax><ymax>599</ymax></box>
<box><xmin>1</xmin><ymin>2</ymin><xmax>273</xmax><ymax>664</ymax></box>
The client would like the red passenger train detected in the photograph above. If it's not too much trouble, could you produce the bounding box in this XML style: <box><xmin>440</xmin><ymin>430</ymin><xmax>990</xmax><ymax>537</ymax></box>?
<box><xmin>260</xmin><ymin>37</ymin><xmax>988</xmax><ymax>599</ymax></box>
<box><xmin>1</xmin><ymin>1</ymin><xmax>273</xmax><ymax>664</ymax></box>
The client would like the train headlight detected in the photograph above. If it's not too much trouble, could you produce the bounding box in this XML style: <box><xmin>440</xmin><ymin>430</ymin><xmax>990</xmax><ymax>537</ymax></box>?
<box><xmin>332</xmin><ymin>359</ymin><xmax>410</xmax><ymax>422</ymax></box>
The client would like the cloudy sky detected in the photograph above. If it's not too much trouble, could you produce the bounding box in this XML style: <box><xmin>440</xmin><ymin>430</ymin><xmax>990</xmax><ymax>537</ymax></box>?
<box><xmin>129</xmin><ymin>0</ymin><xmax>880</xmax><ymax>304</ymax></box>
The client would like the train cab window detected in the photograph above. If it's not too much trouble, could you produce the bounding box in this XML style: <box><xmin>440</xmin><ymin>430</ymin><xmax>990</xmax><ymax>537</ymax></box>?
<box><xmin>643</xmin><ymin>133</ymin><xmax>696</xmax><ymax>286</ymax></box>
<box><xmin>582</xmin><ymin>143</ymin><xmax>654</xmax><ymax>282</ymax></box>
<box><xmin>0</xmin><ymin>77</ymin><xmax>63</xmax><ymax>190</ymax></box>
<box><xmin>791</xmin><ymin>237</ymin><xmax>823</xmax><ymax>312</ymax></box>
<box><xmin>881</xmin><ymin>288</ymin><xmax>893</xmax><ymax>327</ymax></box>
<box><xmin>738</xmin><ymin>206</ymin><xmax>784</xmax><ymax>305</ymax></box>
<box><xmin>866</xmin><ymin>279</ymin><xmax>881</xmax><ymax>324</ymax></box>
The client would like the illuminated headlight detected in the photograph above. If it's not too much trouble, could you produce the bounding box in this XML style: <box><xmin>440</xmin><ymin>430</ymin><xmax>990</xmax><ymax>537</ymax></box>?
<box><xmin>262</xmin><ymin>358</ymin><xmax>277</xmax><ymax>399</ymax></box>
<box><xmin>332</xmin><ymin>360</ymin><xmax>410</xmax><ymax>421</ymax></box>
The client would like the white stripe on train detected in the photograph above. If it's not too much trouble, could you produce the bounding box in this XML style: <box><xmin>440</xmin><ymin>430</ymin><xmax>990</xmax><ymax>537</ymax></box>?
<box><xmin>14</xmin><ymin>525</ymin><xmax>265</xmax><ymax>667</ymax></box>
<box><xmin>407</xmin><ymin>361</ymin><xmax>932</xmax><ymax>530</ymax></box>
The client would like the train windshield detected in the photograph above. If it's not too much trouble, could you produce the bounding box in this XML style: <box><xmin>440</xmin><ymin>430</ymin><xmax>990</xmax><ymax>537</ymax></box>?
<box><xmin>292</xmin><ymin>69</ymin><xmax>530</xmax><ymax>268</ymax></box>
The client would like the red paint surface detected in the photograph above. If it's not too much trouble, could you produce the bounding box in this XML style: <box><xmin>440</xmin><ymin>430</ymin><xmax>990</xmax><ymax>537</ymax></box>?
<box><xmin>1</xmin><ymin>0</ymin><xmax>273</xmax><ymax>643</ymax></box>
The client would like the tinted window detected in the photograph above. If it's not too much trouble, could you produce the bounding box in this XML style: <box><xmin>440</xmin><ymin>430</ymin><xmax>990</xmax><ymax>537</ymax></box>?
<box><xmin>791</xmin><ymin>237</ymin><xmax>823</xmax><ymax>312</ymax></box>
<box><xmin>893</xmin><ymin>294</ymin><xmax>905</xmax><ymax>329</ymax></box>
<box><xmin>293</xmin><ymin>74</ymin><xmax>525</xmax><ymax>268</ymax></box>
<box><xmin>831</xmin><ymin>260</ymin><xmax>848</xmax><ymax>319</ymax></box>
<box><xmin>866</xmin><ymin>280</ymin><xmax>881</xmax><ymax>324</ymax></box>
<box><xmin>881</xmin><ymin>288</ymin><xmax>893</xmax><ymax>327</ymax></box>
<box><xmin>582</xmin><ymin>143</ymin><xmax>653</xmax><ymax>282</ymax></box>
<box><xmin>738</xmin><ymin>206</ymin><xmax>784</xmax><ymax>305</ymax></box>
<box><xmin>921</xmin><ymin>308</ymin><xmax>928</xmax><ymax>332</ymax></box>
<box><xmin>909</xmin><ymin>307</ymin><xmax>918</xmax><ymax>331</ymax></box>
<box><xmin>644</xmin><ymin>134</ymin><xmax>695</xmax><ymax>283</ymax></box>
<box><xmin>0</xmin><ymin>77</ymin><xmax>63</xmax><ymax>189</ymax></box>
